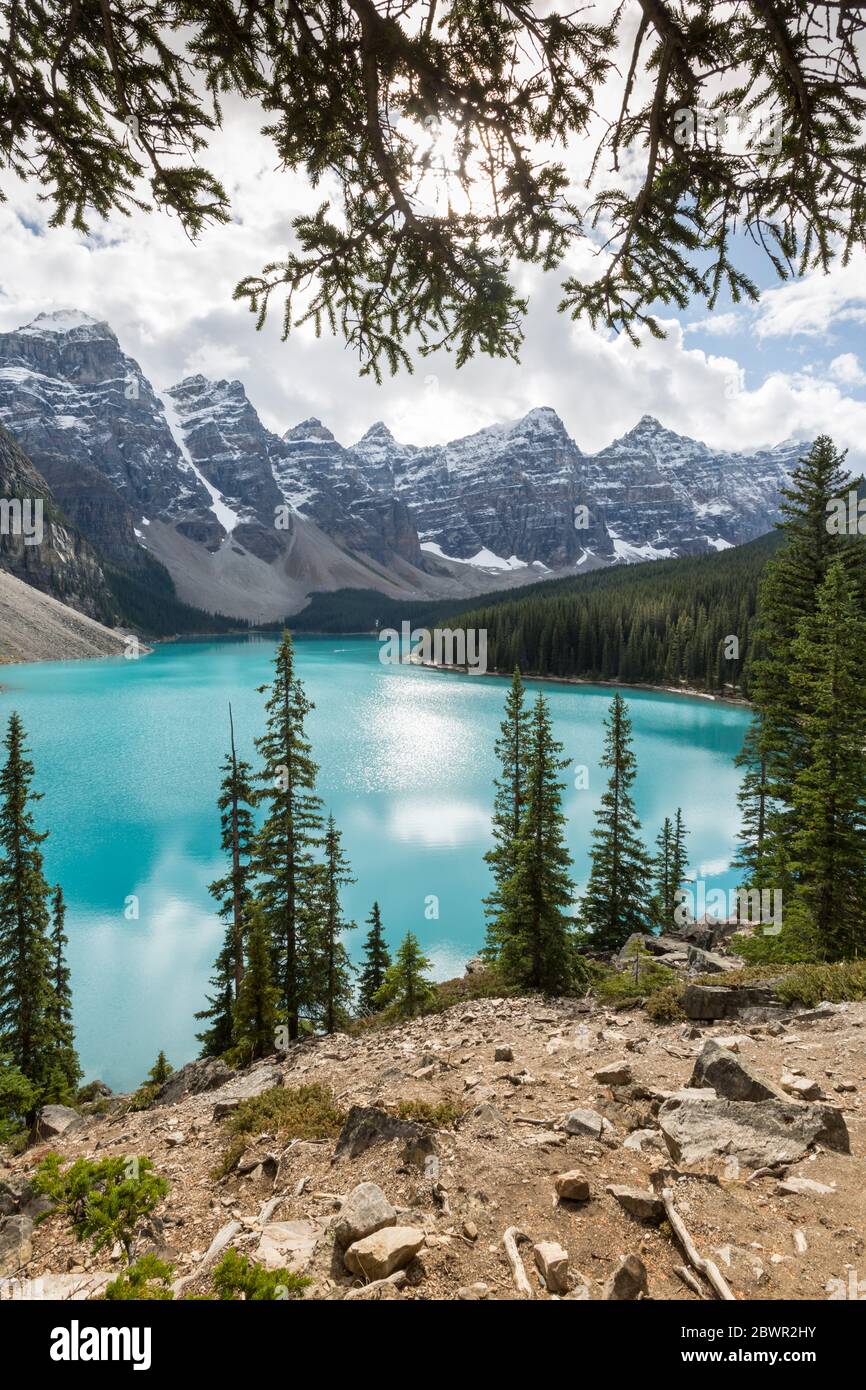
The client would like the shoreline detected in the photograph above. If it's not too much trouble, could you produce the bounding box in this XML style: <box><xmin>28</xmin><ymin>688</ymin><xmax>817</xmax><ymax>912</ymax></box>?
<box><xmin>411</xmin><ymin>656</ymin><xmax>751</xmax><ymax>708</ymax></box>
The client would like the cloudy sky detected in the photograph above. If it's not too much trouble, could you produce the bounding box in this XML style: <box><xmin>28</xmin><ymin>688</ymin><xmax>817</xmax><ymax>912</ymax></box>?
<box><xmin>2</xmin><ymin>48</ymin><xmax>866</xmax><ymax>465</ymax></box>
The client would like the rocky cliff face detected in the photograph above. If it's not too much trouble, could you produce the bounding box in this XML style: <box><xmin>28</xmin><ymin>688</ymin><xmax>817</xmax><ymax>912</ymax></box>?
<box><xmin>0</xmin><ymin>423</ymin><xmax>116</xmax><ymax>622</ymax></box>
<box><xmin>0</xmin><ymin>310</ymin><xmax>810</xmax><ymax>622</ymax></box>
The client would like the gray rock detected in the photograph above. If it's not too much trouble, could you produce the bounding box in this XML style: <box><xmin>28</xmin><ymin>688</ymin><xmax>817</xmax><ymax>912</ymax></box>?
<box><xmin>594</xmin><ymin>1061</ymin><xmax>633</xmax><ymax>1086</ymax></box>
<box><xmin>0</xmin><ymin>1270</ymin><xmax>111</xmax><ymax>1300</ymax></box>
<box><xmin>563</xmin><ymin>1108</ymin><xmax>614</xmax><ymax>1140</ymax></box>
<box><xmin>334</xmin><ymin>1183</ymin><xmax>396</xmax><ymax>1248</ymax></box>
<box><xmin>344</xmin><ymin>1226</ymin><xmax>425</xmax><ymax>1280</ymax></box>
<box><xmin>212</xmin><ymin>1099</ymin><xmax>240</xmax><ymax>1122</ymax></box>
<box><xmin>622</xmin><ymin>1128</ymin><xmax>667</xmax><ymax>1154</ymax></box>
<box><xmin>681</xmin><ymin>982</ymin><xmax>785</xmax><ymax>1021</ymax></box>
<box><xmin>603</xmin><ymin>1253</ymin><xmax>648</xmax><ymax>1300</ymax></box>
<box><xmin>607</xmin><ymin>1186</ymin><xmax>665</xmax><ymax>1223</ymax></box>
<box><xmin>457</xmin><ymin>1281</ymin><xmax>490</xmax><ymax>1300</ymax></box>
<box><xmin>688</xmin><ymin>945</ymin><xmax>743</xmax><ymax>973</ymax></box>
<box><xmin>334</xmin><ymin>1105</ymin><xmax>425</xmax><ymax>1160</ymax></box>
<box><xmin>780</xmin><ymin>1073</ymin><xmax>824</xmax><ymax>1101</ymax></box>
<box><xmin>534</xmin><ymin>1241</ymin><xmax>569</xmax><ymax>1293</ymax></box>
<box><xmin>689</xmin><ymin>1039</ymin><xmax>787</xmax><ymax>1102</ymax></box>
<box><xmin>658</xmin><ymin>1093</ymin><xmax>850</xmax><ymax>1167</ymax></box>
<box><xmin>555</xmin><ymin>1171</ymin><xmax>590</xmax><ymax>1201</ymax></box>
<box><xmin>464</xmin><ymin>956</ymin><xmax>486</xmax><ymax>976</ymax></box>
<box><xmin>154</xmin><ymin>1056</ymin><xmax>235</xmax><ymax>1106</ymax></box>
<box><xmin>776</xmin><ymin>1177</ymin><xmax>835</xmax><ymax>1197</ymax></box>
<box><xmin>31</xmin><ymin>1104</ymin><xmax>84</xmax><ymax>1143</ymax></box>
<box><xmin>256</xmin><ymin>1219</ymin><xmax>322</xmax><ymax>1272</ymax></box>
<box><xmin>494</xmin><ymin>1045</ymin><xmax>513</xmax><ymax>1062</ymax></box>
<box><xmin>0</xmin><ymin>1214</ymin><xmax>33</xmax><ymax>1276</ymax></box>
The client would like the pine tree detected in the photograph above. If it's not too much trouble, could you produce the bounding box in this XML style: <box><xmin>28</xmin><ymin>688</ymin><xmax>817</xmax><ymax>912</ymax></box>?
<box><xmin>197</xmin><ymin>707</ymin><xmax>256</xmax><ymax>1057</ymax></box>
<box><xmin>491</xmin><ymin>695</ymin><xmax>580</xmax><ymax>992</ymax></box>
<box><xmin>147</xmin><ymin>1051</ymin><xmax>173</xmax><ymax>1086</ymax></box>
<box><xmin>253</xmin><ymin>632</ymin><xmax>323</xmax><ymax>1040</ymax></box>
<box><xmin>483</xmin><ymin>669</ymin><xmax>528</xmax><ymax>947</ymax></box>
<box><xmin>0</xmin><ymin>712</ymin><xmax>56</xmax><ymax>1097</ymax></box>
<box><xmin>375</xmin><ymin>932</ymin><xmax>435</xmax><ymax>1019</ymax></box>
<box><xmin>233</xmin><ymin>909</ymin><xmax>279</xmax><ymax>1062</ymax></box>
<box><xmin>671</xmin><ymin>808</ymin><xmax>689</xmax><ymax>913</ymax></box>
<box><xmin>43</xmin><ymin>885</ymin><xmax>80</xmax><ymax>1102</ymax></box>
<box><xmin>652</xmin><ymin>818</ymin><xmax>674</xmax><ymax>930</ymax></box>
<box><xmin>784</xmin><ymin>561</ymin><xmax>866</xmax><ymax>959</ymax></box>
<box><xmin>749</xmin><ymin>437</ymin><xmax>866</xmax><ymax>895</ymax></box>
<box><xmin>316</xmin><ymin>814</ymin><xmax>355</xmax><ymax>1034</ymax></box>
<box><xmin>580</xmin><ymin>693</ymin><xmax>651</xmax><ymax>952</ymax></box>
<box><xmin>357</xmin><ymin>902</ymin><xmax>391</xmax><ymax>1016</ymax></box>
<box><xmin>733</xmin><ymin>720</ymin><xmax>772</xmax><ymax>899</ymax></box>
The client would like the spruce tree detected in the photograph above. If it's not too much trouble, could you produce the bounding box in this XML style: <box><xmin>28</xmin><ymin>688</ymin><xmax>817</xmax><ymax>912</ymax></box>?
<box><xmin>785</xmin><ymin>561</ymin><xmax>866</xmax><ymax>959</ymax></box>
<box><xmin>375</xmin><ymin>932</ymin><xmax>435</xmax><ymax>1019</ymax></box>
<box><xmin>357</xmin><ymin>902</ymin><xmax>391</xmax><ymax>1016</ymax></box>
<box><xmin>580</xmin><ymin>693</ymin><xmax>651</xmax><ymax>952</ymax></box>
<box><xmin>233</xmin><ymin>909</ymin><xmax>279</xmax><ymax>1061</ymax></box>
<box><xmin>316</xmin><ymin>815</ymin><xmax>355</xmax><ymax>1034</ymax></box>
<box><xmin>492</xmin><ymin>695</ymin><xmax>580</xmax><ymax>992</ymax></box>
<box><xmin>671</xmin><ymin>808</ymin><xmax>689</xmax><ymax>912</ymax></box>
<box><xmin>733</xmin><ymin>720</ymin><xmax>772</xmax><ymax>899</ymax></box>
<box><xmin>43</xmin><ymin>885</ymin><xmax>80</xmax><ymax>1102</ymax></box>
<box><xmin>483</xmin><ymin>668</ymin><xmax>528</xmax><ymax>948</ymax></box>
<box><xmin>0</xmin><ymin>712</ymin><xmax>56</xmax><ymax>1096</ymax></box>
<box><xmin>197</xmin><ymin>707</ymin><xmax>256</xmax><ymax>1057</ymax></box>
<box><xmin>748</xmin><ymin>437</ymin><xmax>866</xmax><ymax>894</ymax></box>
<box><xmin>652</xmin><ymin>818</ymin><xmax>674</xmax><ymax>930</ymax></box>
<box><xmin>253</xmin><ymin>632</ymin><xmax>323</xmax><ymax>1040</ymax></box>
<box><xmin>147</xmin><ymin>1051</ymin><xmax>173</xmax><ymax>1086</ymax></box>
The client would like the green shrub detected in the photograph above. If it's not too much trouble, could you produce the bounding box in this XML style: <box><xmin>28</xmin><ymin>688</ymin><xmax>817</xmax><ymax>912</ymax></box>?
<box><xmin>32</xmin><ymin>1154</ymin><xmax>169</xmax><ymax>1262</ymax></box>
<box><xmin>213</xmin><ymin>1084</ymin><xmax>344</xmax><ymax>1179</ymax></box>
<box><xmin>104</xmin><ymin>1254</ymin><xmax>175</xmax><ymax>1301</ymax></box>
<box><xmin>774</xmin><ymin>960</ymin><xmax>866</xmax><ymax>1008</ymax></box>
<box><xmin>590</xmin><ymin>954</ymin><xmax>679</xmax><ymax>1008</ymax></box>
<box><xmin>211</xmin><ymin>1248</ymin><xmax>310</xmax><ymax>1300</ymax></box>
<box><xmin>394</xmin><ymin>1097</ymin><xmax>465</xmax><ymax>1128</ymax></box>
<box><xmin>644</xmin><ymin>985</ymin><xmax>686</xmax><ymax>1023</ymax></box>
<box><xmin>127</xmin><ymin>1083</ymin><xmax>160</xmax><ymax>1113</ymax></box>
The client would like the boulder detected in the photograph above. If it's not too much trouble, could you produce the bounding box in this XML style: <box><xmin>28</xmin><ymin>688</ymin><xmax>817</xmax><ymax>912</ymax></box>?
<box><xmin>334</xmin><ymin>1105</ymin><xmax>424</xmax><ymax>1160</ymax></box>
<box><xmin>622</xmin><ymin>1128</ymin><xmax>667</xmax><ymax>1154</ymax></box>
<box><xmin>534</xmin><ymin>1241</ymin><xmax>569</xmax><ymax>1294</ymax></box>
<box><xmin>688</xmin><ymin>946</ymin><xmax>742</xmax><ymax>973</ymax></box>
<box><xmin>0</xmin><ymin>1214</ymin><xmax>33</xmax><ymax>1276</ymax></box>
<box><xmin>494</xmin><ymin>1045</ymin><xmax>513</xmax><ymax>1062</ymax></box>
<box><xmin>31</xmin><ymin>1104</ymin><xmax>83</xmax><ymax>1143</ymax></box>
<box><xmin>212</xmin><ymin>1099</ymin><xmax>240</xmax><ymax>1122</ymax></box>
<box><xmin>681</xmin><ymin>982</ymin><xmax>784</xmax><ymax>1021</ymax></box>
<box><xmin>464</xmin><ymin>956</ymin><xmax>485</xmax><ymax>977</ymax></box>
<box><xmin>554</xmin><ymin>1171</ymin><xmax>591</xmax><ymax>1202</ymax></box>
<box><xmin>256</xmin><ymin>1219</ymin><xmax>322</xmax><ymax>1272</ymax></box>
<box><xmin>344</xmin><ymin>1226</ymin><xmax>425</xmax><ymax>1281</ymax></box>
<box><xmin>334</xmin><ymin>1183</ymin><xmax>396</xmax><ymax>1248</ymax></box>
<box><xmin>603</xmin><ymin>1254</ymin><xmax>648</xmax><ymax>1300</ymax></box>
<box><xmin>563</xmin><ymin>1108</ymin><xmax>614</xmax><ymax>1140</ymax></box>
<box><xmin>689</xmin><ymin>1040</ymin><xmax>786</xmax><ymax>1102</ymax></box>
<box><xmin>154</xmin><ymin>1057</ymin><xmax>235</xmax><ymax>1106</ymax></box>
<box><xmin>606</xmin><ymin>1185</ymin><xmax>665</xmax><ymax>1224</ymax></box>
<box><xmin>593</xmin><ymin>1061</ymin><xmax>633</xmax><ymax>1087</ymax></box>
<box><xmin>658</xmin><ymin>1093</ymin><xmax>850</xmax><ymax>1167</ymax></box>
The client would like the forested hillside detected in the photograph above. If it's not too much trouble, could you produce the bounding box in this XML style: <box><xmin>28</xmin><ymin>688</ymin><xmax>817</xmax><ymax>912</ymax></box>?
<box><xmin>436</xmin><ymin>534</ymin><xmax>784</xmax><ymax>694</ymax></box>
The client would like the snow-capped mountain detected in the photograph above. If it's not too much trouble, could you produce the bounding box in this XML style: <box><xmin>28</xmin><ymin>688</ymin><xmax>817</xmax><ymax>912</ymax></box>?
<box><xmin>0</xmin><ymin>310</ymin><xmax>809</xmax><ymax>622</ymax></box>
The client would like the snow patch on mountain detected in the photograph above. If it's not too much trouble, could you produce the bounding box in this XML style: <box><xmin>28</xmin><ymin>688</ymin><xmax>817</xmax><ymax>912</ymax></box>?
<box><xmin>158</xmin><ymin>390</ymin><xmax>240</xmax><ymax>534</ymax></box>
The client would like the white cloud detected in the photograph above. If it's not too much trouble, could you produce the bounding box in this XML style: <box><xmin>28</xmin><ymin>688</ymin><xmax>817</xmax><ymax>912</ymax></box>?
<box><xmin>829</xmin><ymin>352</ymin><xmax>866</xmax><ymax>387</ymax></box>
<box><xmin>755</xmin><ymin>248</ymin><xmax>866</xmax><ymax>339</ymax></box>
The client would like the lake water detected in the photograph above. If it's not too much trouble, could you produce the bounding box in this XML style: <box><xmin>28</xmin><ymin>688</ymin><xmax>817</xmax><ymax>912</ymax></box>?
<box><xmin>0</xmin><ymin>636</ymin><xmax>750</xmax><ymax>1091</ymax></box>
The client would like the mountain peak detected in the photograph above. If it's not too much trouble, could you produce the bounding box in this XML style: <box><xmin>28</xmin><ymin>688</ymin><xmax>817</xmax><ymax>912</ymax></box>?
<box><xmin>20</xmin><ymin>309</ymin><xmax>113</xmax><ymax>340</ymax></box>
<box><xmin>359</xmin><ymin>421</ymin><xmax>395</xmax><ymax>443</ymax></box>
<box><xmin>283</xmin><ymin>418</ymin><xmax>336</xmax><ymax>444</ymax></box>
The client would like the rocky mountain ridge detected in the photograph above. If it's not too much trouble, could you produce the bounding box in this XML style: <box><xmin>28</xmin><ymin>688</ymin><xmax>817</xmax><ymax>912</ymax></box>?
<box><xmin>0</xmin><ymin>310</ymin><xmax>810</xmax><ymax>623</ymax></box>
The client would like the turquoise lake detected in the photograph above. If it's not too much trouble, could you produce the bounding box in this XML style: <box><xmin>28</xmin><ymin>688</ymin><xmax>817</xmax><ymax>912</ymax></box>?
<box><xmin>0</xmin><ymin>636</ymin><xmax>750</xmax><ymax>1091</ymax></box>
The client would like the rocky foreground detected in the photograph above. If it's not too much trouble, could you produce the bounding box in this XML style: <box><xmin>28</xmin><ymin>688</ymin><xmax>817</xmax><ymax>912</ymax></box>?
<box><xmin>1</xmin><ymin>979</ymin><xmax>863</xmax><ymax>1302</ymax></box>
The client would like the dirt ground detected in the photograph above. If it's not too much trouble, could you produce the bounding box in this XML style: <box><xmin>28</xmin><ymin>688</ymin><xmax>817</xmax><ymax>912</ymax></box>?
<box><xmin>7</xmin><ymin>991</ymin><xmax>865</xmax><ymax>1301</ymax></box>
